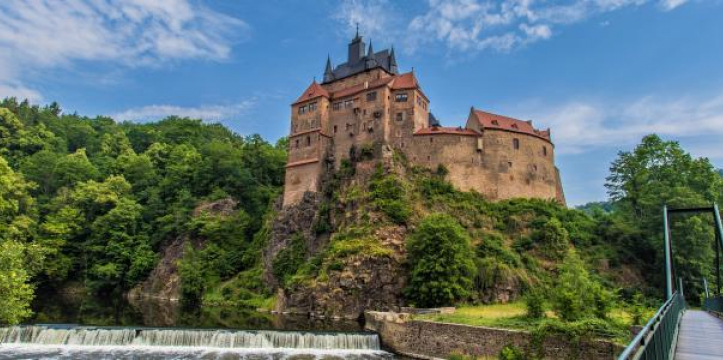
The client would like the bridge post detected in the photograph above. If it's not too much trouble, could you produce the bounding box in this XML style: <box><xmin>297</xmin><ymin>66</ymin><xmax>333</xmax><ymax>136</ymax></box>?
<box><xmin>714</xmin><ymin>204</ymin><xmax>723</xmax><ymax>295</ymax></box>
<box><xmin>664</xmin><ymin>205</ymin><xmax>673</xmax><ymax>299</ymax></box>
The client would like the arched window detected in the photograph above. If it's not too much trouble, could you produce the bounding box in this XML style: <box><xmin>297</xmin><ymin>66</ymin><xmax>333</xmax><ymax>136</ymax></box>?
<box><xmin>513</xmin><ymin>138</ymin><xmax>520</xmax><ymax>150</ymax></box>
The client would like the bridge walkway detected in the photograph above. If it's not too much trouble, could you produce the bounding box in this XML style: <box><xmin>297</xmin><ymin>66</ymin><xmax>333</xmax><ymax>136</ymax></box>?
<box><xmin>675</xmin><ymin>310</ymin><xmax>723</xmax><ymax>360</ymax></box>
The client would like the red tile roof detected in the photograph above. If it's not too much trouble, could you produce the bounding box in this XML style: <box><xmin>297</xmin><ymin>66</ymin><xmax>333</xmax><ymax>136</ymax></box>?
<box><xmin>414</xmin><ymin>126</ymin><xmax>480</xmax><ymax>136</ymax></box>
<box><xmin>472</xmin><ymin>109</ymin><xmax>551</xmax><ymax>141</ymax></box>
<box><xmin>390</xmin><ymin>72</ymin><xmax>418</xmax><ymax>90</ymax></box>
<box><xmin>293</xmin><ymin>80</ymin><xmax>329</xmax><ymax>105</ymax></box>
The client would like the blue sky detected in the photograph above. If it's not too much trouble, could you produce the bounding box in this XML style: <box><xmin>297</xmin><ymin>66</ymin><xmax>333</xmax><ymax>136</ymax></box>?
<box><xmin>1</xmin><ymin>0</ymin><xmax>722</xmax><ymax>206</ymax></box>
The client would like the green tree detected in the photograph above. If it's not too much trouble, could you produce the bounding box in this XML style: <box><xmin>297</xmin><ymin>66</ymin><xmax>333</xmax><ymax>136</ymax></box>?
<box><xmin>606</xmin><ymin>134</ymin><xmax>723</xmax><ymax>303</ymax></box>
<box><xmin>0</xmin><ymin>240</ymin><xmax>35</xmax><ymax>325</ymax></box>
<box><xmin>533</xmin><ymin>217</ymin><xmax>569</xmax><ymax>259</ymax></box>
<box><xmin>406</xmin><ymin>213</ymin><xmax>476</xmax><ymax>307</ymax></box>
<box><xmin>550</xmin><ymin>251</ymin><xmax>614</xmax><ymax>321</ymax></box>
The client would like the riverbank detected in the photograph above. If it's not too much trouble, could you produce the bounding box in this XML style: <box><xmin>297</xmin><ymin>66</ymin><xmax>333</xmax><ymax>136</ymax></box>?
<box><xmin>366</xmin><ymin>311</ymin><xmax>623</xmax><ymax>360</ymax></box>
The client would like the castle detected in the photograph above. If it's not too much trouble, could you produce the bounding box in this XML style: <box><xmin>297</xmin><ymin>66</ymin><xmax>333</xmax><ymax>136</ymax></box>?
<box><xmin>283</xmin><ymin>32</ymin><xmax>565</xmax><ymax>207</ymax></box>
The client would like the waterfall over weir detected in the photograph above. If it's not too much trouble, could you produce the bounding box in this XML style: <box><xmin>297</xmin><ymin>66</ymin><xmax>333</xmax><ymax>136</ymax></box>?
<box><xmin>0</xmin><ymin>326</ymin><xmax>381</xmax><ymax>350</ymax></box>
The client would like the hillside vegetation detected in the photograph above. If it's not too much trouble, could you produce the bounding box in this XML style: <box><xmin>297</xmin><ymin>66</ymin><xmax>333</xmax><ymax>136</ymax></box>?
<box><xmin>2</xmin><ymin>99</ymin><xmax>722</xmax><ymax>333</ymax></box>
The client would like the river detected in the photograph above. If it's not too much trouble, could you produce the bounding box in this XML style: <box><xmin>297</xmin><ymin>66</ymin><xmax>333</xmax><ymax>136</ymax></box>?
<box><xmin>0</xmin><ymin>294</ymin><xmax>396</xmax><ymax>360</ymax></box>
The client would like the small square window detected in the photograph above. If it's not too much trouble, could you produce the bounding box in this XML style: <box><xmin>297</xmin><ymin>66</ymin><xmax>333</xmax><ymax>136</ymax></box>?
<box><xmin>366</xmin><ymin>91</ymin><xmax>377</xmax><ymax>102</ymax></box>
<box><xmin>396</xmin><ymin>112</ymin><xmax>403</xmax><ymax>121</ymax></box>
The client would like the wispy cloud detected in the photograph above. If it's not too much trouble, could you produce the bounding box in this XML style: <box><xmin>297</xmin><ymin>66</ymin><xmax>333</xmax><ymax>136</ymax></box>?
<box><xmin>330</xmin><ymin>0</ymin><xmax>398</xmax><ymax>44</ymax></box>
<box><xmin>0</xmin><ymin>0</ymin><xmax>249</xmax><ymax>101</ymax></box>
<box><xmin>111</xmin><ymin>100</ymin><xmax>257</xmax><ymax>123</ymax></box>
<box><xmin>332</xmin><ymin>0</ymin><xmax>691</xmax><ymax>56</ymax></box>
<box><xmin>509</xmin><ymin>91</ymin><xmax>723</xmax><ymax>155</ymax></box>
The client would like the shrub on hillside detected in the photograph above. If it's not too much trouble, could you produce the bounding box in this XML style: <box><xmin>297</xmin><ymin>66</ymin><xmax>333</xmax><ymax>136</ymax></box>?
<box><xmin>550</xmin><ymin>250</ymin><xmax>615</xmax><ymax>321</ymax></box>
<box><xmin>533</xmin><ymin>217</ymin><xmax>569</xmax><ymax>259</ymax></box>
<box><xmin>369</xmin><ymin>171</ymin><xmax>411</xmax><ymax>224</ymax></box>
<box><xmin>405</xmin><ymin>213</ymin><xmax>476</xmax><ymax>307</ymax></box>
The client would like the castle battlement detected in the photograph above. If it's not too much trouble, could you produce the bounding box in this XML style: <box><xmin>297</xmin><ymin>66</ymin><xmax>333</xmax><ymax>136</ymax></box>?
<box><xmin>283</xmin><ymin>33</ymin><xmax>565</xmax><ymax>207</ymax></box>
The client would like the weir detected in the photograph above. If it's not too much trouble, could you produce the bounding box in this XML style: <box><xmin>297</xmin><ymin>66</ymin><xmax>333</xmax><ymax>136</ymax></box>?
<box><xmin>0</xmin><ymin>325</ymin><xmax>381</xmax><ymax>350</ymax></box>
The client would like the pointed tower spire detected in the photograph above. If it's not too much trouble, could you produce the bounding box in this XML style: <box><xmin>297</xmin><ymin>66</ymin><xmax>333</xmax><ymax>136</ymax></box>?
<box><xmin>365</xmin><ymin>40</ymin><xmax>377</xmax><ymax>69</ymax></box>
<box><xmin>323</xmin><ymin>55</ymin><xmax>334</xmax><ymax>83</ymax></box>
<box><xmin>389</xmin><ymin>46</ymin><xmax>398</xmax><ymax>74</ymax></box>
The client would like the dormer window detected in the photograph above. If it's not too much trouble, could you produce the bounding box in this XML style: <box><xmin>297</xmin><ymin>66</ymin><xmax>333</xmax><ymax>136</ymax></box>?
<box><xmin>511</xmin><ymin>123</ymin><xmax>518</xmax><ymax>129</ymax></box>
<box><xmin>492</xmin><ymin>120</ymin><xmax>499</xmax><ymax>126</ymax></box>
<box><xmin>395</xmin><ymin>93</ymin><xmax>408</xmax><ymax>102</ymax></box>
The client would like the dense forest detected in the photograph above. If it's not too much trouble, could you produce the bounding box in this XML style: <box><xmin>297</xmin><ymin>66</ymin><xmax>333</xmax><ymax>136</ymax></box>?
<box><xmin>0</xmin><ymin>98</ymin><xmax>286</xmax><ymax>324</ymax></box>
<box><xmin>1</xmin><ymin>99</ymin><xmax>722</xmax><ymax>329</ymax></box>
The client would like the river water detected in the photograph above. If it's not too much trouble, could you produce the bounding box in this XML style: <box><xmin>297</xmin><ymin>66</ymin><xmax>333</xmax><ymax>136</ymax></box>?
<box><xmin>0</xmin><ymin>295</ymin><xmax>396</xmax><ymax>360</ymax></box>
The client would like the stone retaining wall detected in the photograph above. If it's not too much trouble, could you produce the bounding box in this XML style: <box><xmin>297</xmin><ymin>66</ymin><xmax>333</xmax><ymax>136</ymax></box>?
<box><xmin>365</xmin><ymin>311</ymin><xmax>621</xmax><ymax>360</ymax></box>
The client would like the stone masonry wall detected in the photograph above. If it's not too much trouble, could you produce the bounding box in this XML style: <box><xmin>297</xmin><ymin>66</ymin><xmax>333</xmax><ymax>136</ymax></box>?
<box><xmin>365</xmin><ymin>312</ymin><xmax>621</xmax><ymax>360</ymax></box>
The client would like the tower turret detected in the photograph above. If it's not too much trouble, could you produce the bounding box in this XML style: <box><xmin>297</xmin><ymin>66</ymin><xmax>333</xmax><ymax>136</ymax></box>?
<box><xmin>389</xmin><ymin>46</ymin><xmax>398</xmax><ymax>74</ymax></box>
<box><xmin>323</xmin><ymin>55</ymin><xmax>334</xmax><ymax>83</ymax></box>
<box><xmin>365</xmin><ymin>40</ymin><xmax>377</xmax><ymax>68</ymax></box>
<box><xmin>348</xmin><ymin>26</ymin><xmax>366</xmax><ymax>64</ymax></box>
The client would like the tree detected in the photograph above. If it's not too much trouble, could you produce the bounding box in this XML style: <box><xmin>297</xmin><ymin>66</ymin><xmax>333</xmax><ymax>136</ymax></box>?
<box><xmin>405</xmin><ymin>213</ymin><xmax>476</xmax><ymax>307</ymax></box>
<box><xmin>550</xmin><ymin>250</ymin><xmax>614</xmax><ymax>321</ymax></box>
<box><xmin>533</xmin><ymin>217</ymin><xmax>569</xmax><ymax>259</ymax></box>
<box><xmin>606</xmin><ymin>134</ymin><xmax>723</xmax><ymax>303</ymax></box>
<box><xmin>0</xmin><ymin>240</ymin><xmax>35</xmax><ymax>325</ymax></box>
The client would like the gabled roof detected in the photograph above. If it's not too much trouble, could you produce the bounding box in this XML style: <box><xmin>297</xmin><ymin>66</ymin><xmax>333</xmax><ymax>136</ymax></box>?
<box><xmin>293</xmin><ymin>81</ymin><xmax>329</xmax><ymax>105</ymax></box>
<box><xmin>414</xmin><ymin>126</ymin><xmax>479</xmax><ymax>136</ymax></box>
<box><xmin>471</xmin><ymin>109</ymin><xmax>551</xmax><ymax>141</ymax></box>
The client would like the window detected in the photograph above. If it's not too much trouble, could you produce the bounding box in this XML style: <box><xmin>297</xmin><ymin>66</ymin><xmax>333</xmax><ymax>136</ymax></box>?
<box><xmin>513</xmin><ymin>138</ymin><xmax>520</xmax><ymax>150</ymax></box>
<box><xmin>306</xmin><ymin>136</ymin><xmax>311</xmax><ymax>146</ymax></box>
<box><xmin>430</xmin><ymin>137</ymin><xmax>434</xmax><ymax>143</ymax></box>
<box><xmin>417</xmin><ymin>96</ymin><xmax>424</xmax><ymax>107</ymax></box>
<box><xmin>295</xmin><ymin>139</ymin><xmax>299</xmax><ymax>149</ymax></box>
<box><xmin>333</xmin><ymin>125</ymin><xmax>338</xmax><ymax>133</ymax></box>
<box><xmin>492</xmin><ymin>120</ymin><xmax>499</xmax><ymax>126</ymax></box>
<box><xmin>333</xmin><ymin>102</ymin><xmax>342</xmax><ymax>111</ymax></box>
<box><xmin>366</xmin><ymin>91</ymin><xmax>377</xmax><ymax>102</ymax></box>
<box><xmin>508</xmin><ymin>161</ymin><xmax>513</xmax><ymax>168</ymax></box>
<box><xmin>343</xmin><ymin>99</ymin><xmax>353</xmax><ymax>109</ymax></box>
<box><xmin>308</xmin><ymin>102</ymin><xmax>317</xmax><ymax>112</ymax></box>
<box><xmin>395</xmin><ymin>93</ymin><xmax>408</xmax><ymax>102</ymax></box>
<box><xmin>542</xmin><ymin>146</ymin><xmax>547</xmax><ymax>156</ymax></box>
<box><xmin>396</xmin><ymin>112</ymin><xmax>404</xmax><ymax>122</ymax></box>
<box><xmin>298</xmin><ymin>105</ymin><xmax>307</xmax><ymax>115</ymax></box>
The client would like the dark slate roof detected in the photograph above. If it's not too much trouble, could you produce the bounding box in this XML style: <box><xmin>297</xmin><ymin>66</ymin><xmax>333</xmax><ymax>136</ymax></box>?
<box><xmin>323</xmin><ymin>35</ymin><xmax>398</xmax><ymax>83</ymax></box>
<box><xmin>428</xmin><ymin>112</ymin><xmax>440</xmax><ymax>127</ymax></box>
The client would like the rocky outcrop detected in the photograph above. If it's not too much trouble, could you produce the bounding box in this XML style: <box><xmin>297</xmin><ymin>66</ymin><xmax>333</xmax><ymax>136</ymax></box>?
<box><xmin>129</xmin><ymin>198</ymin><xmax>239</xmax><ymax>301</ymax></box>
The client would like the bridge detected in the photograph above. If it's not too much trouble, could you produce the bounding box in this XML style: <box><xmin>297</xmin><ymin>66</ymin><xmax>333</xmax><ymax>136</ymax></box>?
<box><xmin>618</xmin><ymin>205</ymin><xmax>723</xmax><ymax>360</ymax></box>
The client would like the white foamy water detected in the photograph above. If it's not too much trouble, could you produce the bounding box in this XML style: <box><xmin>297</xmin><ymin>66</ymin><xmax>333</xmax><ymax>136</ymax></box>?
<box><xmin>0</xmin><ymin>326</ymin><xmax>393</xmax><ymax>360</ymax></box>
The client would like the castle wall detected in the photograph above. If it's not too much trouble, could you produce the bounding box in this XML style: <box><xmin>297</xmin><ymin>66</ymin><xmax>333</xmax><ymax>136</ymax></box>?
<box><xmin>406</xmin><ymin>130</ymin><xmax>558</xmax><ymax>202</ymax></box>
<box><xmin>328</xmin><ymin>86</ymin><xmax>390</xmax><ymax>168</ymax></box>
<box><xmin>323</xmin><ymin>68</ymin><xmax>392</xmax><ymax>93</ymax></box>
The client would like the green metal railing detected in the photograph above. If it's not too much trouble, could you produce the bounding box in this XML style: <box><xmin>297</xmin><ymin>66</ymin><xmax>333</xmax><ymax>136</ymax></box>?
<box><xmin>617</xmin><ymin>291</ymin><xmax>685</xmax><ymax>360</ymax></box>
<box><xmin>703</xmin><ymin>296</ymin><xmax>723</xmax><ymax>313</ymax></box>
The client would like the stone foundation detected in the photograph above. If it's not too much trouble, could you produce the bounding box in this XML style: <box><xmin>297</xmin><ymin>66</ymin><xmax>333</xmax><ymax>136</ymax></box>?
<box><xmin>365</xmin><ymin>311</ymin><xmax>622</xmax><ymax>360</ymax></box>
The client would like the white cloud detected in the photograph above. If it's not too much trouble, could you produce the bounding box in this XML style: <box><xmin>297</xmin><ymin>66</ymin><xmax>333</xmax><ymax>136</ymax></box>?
<box><xmin>111</xmin><ymin>100</ymin><xmax>257</xmax><ymax>123</ymax></box>
<box><xmin>510</xmin><ymin>91</ymin><xmax>723</xmax><ymax>155</ymax></box>
<box><xmin>331</xmin><ymin>0</ymin><xmax>689</xmax><ymax>56</ymax></box>
<box><xmin>0</xmin><ymin>0</ymin><xmax>249</xmax><ymax>101</ymax></box>
<box><xmin>659</xmin><ymin>0</ymin><xmax>690</xmax><ymax>10</ymax></box>
<box><xmin>331</xmin><ymin>0</ymin><xmax>396</xmax><ymax>44</ymax></box>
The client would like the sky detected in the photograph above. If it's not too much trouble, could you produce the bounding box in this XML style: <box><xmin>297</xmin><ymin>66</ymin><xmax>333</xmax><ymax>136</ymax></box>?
<box><xmin>1</xmin><ymin>0</ymin><xmax>722</xmax><ymax>206</ymax></box>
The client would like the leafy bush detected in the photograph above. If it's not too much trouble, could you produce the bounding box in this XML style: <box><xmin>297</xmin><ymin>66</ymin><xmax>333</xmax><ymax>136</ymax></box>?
<box><xmin>498</xmin><ymin>345</ymin><xmax>527</xmax><ymax>360</ymax></box>
<box><xmin>406</xmin><ymin>213</ymin><xmax>476</xmax><ymax>307</ymax></box>
<box><xmin>524</xmin><ymin>288</ymin><xmax>546</xmax><ymax>319</ymax></box>
<box><xmin>369</xmin><ymin>172</ymin><xmax>411</xmax><ymax>224</ymax></box>
<box><xmin>532</xmin><ymin>217</ymin><xmax>569</xmax><ymax>259</ymax></box>
<box><xmin>550</xmin><ymin>251</ymin><xmax>615</xmax><ymax>321</ymax></box>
